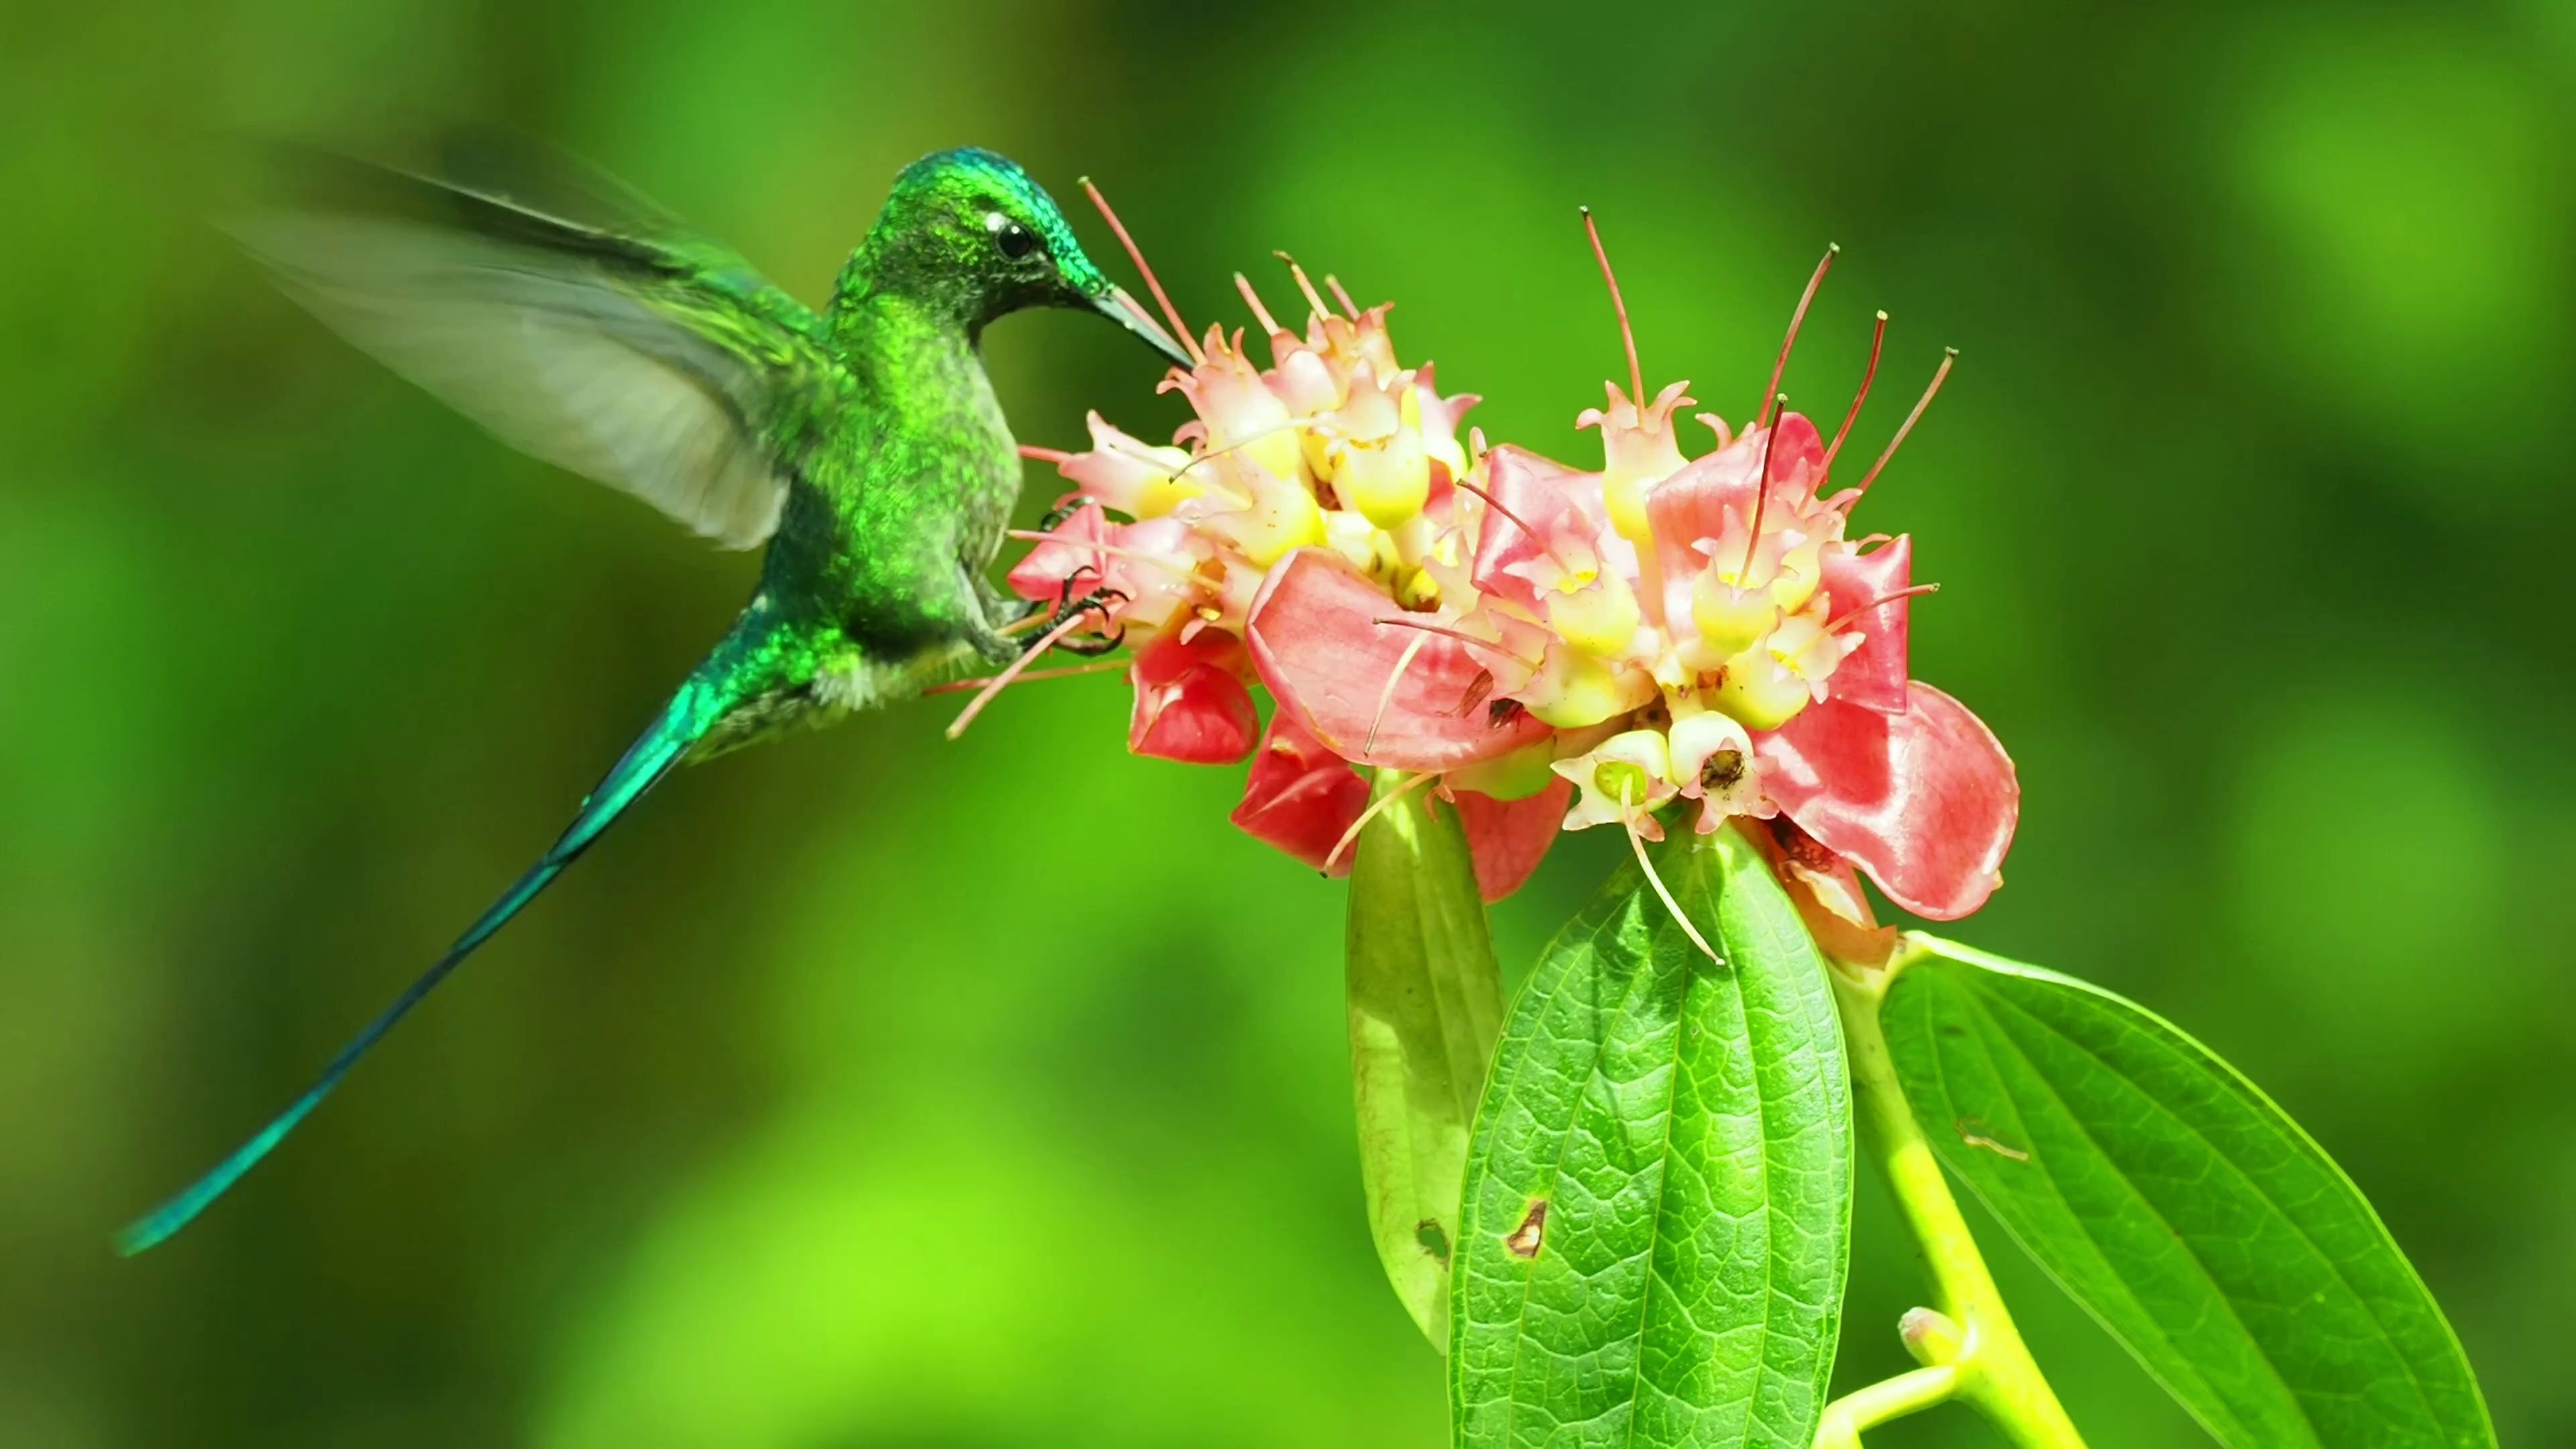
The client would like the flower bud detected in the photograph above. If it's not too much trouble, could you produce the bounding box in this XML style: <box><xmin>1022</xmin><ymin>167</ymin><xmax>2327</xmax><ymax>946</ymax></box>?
<box><xmin>1715</xmin><ymin>641</ymin><xmax>1816</xmax><ymax>731</ymax></box>
<box><xmin>1332</xmin><ymin>388</ymin><xmax>1433</xmax><ymax>529</ymax></box>
<box><xmin>1544</xmin><ymin>569</ymin><xmax>1643</xmax><ymax>658</ymax></box>
<box><xmin>1521</xmin><ymin>642</ymin><xmax>1657</xmax><ymax>729</ymax></box>
<box><xmin>1692</xmin><ymin>568</ymin><xmax>1779</xmax><ymax>659</ymax></box>
<box><xmin>1550</xmin><ymin>728</ymin><xmax>1678</xmax><ymax>836</ymax></box>
<box><xmin>1898</xmin><ymin>1307</ymin><xmax>1966</xmax><ymax>1366</ymax></box>
<box><xmin>1220</xmin><ymin>468</ymin><xmax>1329</xmax><ymax>567</ymax></box>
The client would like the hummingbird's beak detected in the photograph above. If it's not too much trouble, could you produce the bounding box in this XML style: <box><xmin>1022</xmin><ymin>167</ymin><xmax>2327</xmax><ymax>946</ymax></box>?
<box><xmin>1093</xmin><ymin>284</ymin><xmax>1195</xmax><ymax>370</ymax></box>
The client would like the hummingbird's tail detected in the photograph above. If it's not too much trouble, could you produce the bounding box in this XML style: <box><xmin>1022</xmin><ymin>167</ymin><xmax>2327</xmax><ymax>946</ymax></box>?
<box><xmin>117</xmin><ymin>610</ymin><xmax>800</xmax><ymax>1254</ymax></box>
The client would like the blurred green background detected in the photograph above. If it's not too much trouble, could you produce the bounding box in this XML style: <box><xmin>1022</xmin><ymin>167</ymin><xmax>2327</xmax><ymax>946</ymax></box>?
<box><xmin>5</xmin><ymin>0</ymin><xmax>2572</xmax><ymax>1444</ymax></box>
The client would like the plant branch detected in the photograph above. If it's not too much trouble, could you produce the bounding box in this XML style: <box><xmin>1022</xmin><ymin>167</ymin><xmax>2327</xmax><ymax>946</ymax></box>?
<box><xmin>1815</xmin><ymin>1364</ymin><xmax>1957</xmax><ymax>1447</ymax></box>
<box><xmin>1825</xmin><ymin>945</ymin><xmax>2086</xmax><ymax>1448</ymax></box>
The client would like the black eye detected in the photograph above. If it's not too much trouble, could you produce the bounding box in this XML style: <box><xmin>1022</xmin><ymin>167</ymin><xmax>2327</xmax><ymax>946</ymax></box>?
<box><xmin>985</xmin><ymin>211</ymin><xmax>1040</xmax><ymax>260</ymax></box>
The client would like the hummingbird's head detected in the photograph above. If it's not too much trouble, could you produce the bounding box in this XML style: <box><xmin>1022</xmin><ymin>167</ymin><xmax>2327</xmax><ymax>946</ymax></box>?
<box><xmin>866</xmin><ymin>148</ymin><xmax>1192</xmax><ymax>367</ymax></box>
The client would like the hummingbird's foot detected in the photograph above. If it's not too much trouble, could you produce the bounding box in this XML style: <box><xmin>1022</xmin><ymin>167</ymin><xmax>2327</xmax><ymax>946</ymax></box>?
<box><xmin>1042</xmin><ymin>586</ymin><xmax>1129</xmax><ymax>657</ymax></box>
<box><xmin>1024</xmin><ymin>565</ymin><xmax>1128</xmax><ymax>657</ymax></box>
<box><xmin>1036</xmin><ymin>495</ymin><xmax>1094</xmax><ymax>533</ymax></box>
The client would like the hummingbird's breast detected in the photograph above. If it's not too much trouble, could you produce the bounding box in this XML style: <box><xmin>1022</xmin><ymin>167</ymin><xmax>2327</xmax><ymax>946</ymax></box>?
<box><xmin>773</xmin><ymin>307</ymin><xmax>1021</xmax><ymax>657</ymax></box>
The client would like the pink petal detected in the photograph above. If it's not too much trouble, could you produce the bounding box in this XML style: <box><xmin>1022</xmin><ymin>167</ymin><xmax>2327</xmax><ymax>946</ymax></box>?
<box><xmin>1817</xmin><ymin>534</ymin><xmax>1912</xmax><ymax>715</ymax></box>
<box><xmin>1413</xmin><ymin>362</ymin><xmax>1481</xmax><ymax>442</ymax></box>
<box><xmin>1246</xmin><ymin>549</ymin><xmax>1553</xmax><ymax>771</ymax></box>
<box><xmin>1643</xmin><ymin>413</ymin><xmax>1829</xmax><ymax>627</ymax></box>
<box><xmin>1754</xmin><ymin>682</ymin><xmax>2018</xmax><ymax>920</ymax></box>
<box><xmin>1766</xmin><ymin>411</ymin><xmax>1827</xmax><ymax>498</ymax></box>
<box><xmin>1008</xmin><ymin>508</ymin><xmax>1203</xmax><ymax>639</ymax></box>
<box><xmin>1128</xmin><ymin>633</ymin><xmax>1259</xmax><ymax>764</ymax></box>
<box><xmin>1451</xmin><ymin>780</ymin><xmax>1574</xmax><ymax>902</ymax></box>
<box><xmin>1230</xmin><ymin>710</ymin><xmax>1371</xmax><ymax>874</ymax></box>
<box><xmin>1007</xmin><ymin>500</ymin><xmax>1111</xmax><ymax>601</ymax></box>
<box><xmin>1646</xmin><ymin>448</ymin><xmax>1758</xmax><ymax>623</ymax></box>
<box><xmin>1468</xmin><ymin>445</ymin><xmax>1604</xmax><ymax>615</ymax></box>
<box><xmin>1059</xmin><ymin>412</ymin><xmax>1189</xmax><ymax>518</ymax></box>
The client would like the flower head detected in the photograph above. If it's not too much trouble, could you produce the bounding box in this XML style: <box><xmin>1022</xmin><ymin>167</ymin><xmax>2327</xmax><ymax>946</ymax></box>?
<box><xmin>974</xmin><ymin>187</ymin><xmax>2015</xmax><ymax>918</ymax></box>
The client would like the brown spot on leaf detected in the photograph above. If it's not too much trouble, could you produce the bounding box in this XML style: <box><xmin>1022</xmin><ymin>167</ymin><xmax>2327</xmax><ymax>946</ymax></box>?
<box><xmin>1503</xmin><ymin>1199</ymin><xmax>1548</xmax><ymax>1259</ymax></box>
<box><xmin>1415</xmin><ymin>1218</ymin><xmax>1452</xmax><ymax>1267</ymax></box>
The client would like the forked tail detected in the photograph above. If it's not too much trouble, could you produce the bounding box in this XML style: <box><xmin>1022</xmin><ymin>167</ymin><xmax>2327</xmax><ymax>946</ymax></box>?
<box><xmin>117</xmin><ymin>615</ymin><xmax>786</xmax><ymax>1254</ymax></box>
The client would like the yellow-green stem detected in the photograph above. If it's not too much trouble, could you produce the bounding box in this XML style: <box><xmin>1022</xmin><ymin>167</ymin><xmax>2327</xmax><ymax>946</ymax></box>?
<box><xmin>1815</xmin><ymin>1364</ymin><xmax>1957</xmax><ymax>1447</ymax></box>
<box><xmin>1826</xmin><ymin>949</ymin><xmax>2086</xmax><ymax>1448</ymax></box>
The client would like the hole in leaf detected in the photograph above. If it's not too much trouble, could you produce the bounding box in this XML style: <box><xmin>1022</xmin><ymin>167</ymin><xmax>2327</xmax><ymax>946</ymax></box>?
<box><xmin>1416</xmin><ymin>1218</ymin><xmax>1452</xmax><ymax>1267</ymax></box>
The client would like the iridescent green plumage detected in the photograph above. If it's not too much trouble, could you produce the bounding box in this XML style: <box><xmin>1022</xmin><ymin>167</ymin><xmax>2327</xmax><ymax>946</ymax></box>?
<box><xmin>117</xmin><ymin>139</ymin><xmax>1189</xmax><ymax>1254</ymax></box>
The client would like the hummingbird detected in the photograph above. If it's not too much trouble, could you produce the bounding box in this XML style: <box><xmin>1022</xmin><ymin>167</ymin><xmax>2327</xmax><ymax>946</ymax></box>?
<box><xmin>117</xmin><ymin>138</ymin><xmax>1193</xmax><ymax>1254</ymax></box>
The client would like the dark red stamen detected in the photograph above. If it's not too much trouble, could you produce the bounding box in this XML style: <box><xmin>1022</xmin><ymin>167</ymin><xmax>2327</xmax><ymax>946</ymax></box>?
<box><xmin>1759</xmin><ymin>244</ymin><xmax>1837</xmax><ymax>428</ymax></box>
<box><xmin>1452</xmin><ymin>476</ymin><xmax>1580</xmax><ymax>578</ymax></box>
<box><xmin>1581</xmin><ymin>207</ymin><xmax>1646</xmax><ymax>408</ymax></box>
<box><xmin>1824</xmin><ymin>311</ymin><xmax>1887</xmax><ymax>472</ymax></box>
<box><xmin>1824</xmin><ymin>582</ymin><xmax>1941</xmax><ymax>635</ymax></box>
<box><xmin>1739</xmin><ymin>392</ymin><xmax>1788</xmax><ymax>580</ymax></box>
<box><xmin>1854</xmin><ymin>347</ymin><xmax>1958</xmax><ymax>498</ymax></box>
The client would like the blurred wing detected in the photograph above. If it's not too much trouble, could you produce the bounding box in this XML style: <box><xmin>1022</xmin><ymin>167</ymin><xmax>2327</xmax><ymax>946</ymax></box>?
<box><xmin>229</xmin><ymin>142</ymin><xmax>839</xmax><ymax>549</ymax></box>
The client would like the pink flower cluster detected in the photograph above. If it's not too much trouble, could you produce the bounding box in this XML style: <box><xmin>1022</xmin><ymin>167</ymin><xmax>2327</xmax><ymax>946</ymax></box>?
<box><xmin>991</xmin><ymin>221</ymin><xmax>2017</xmax><ymax>922</ymax></box>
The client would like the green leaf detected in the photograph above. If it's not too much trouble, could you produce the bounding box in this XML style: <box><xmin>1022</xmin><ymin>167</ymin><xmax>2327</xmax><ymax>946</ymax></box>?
<box><xmin>1451</xmin><ymin>822</ymin><xmax>1852</xmax><ymax>1448</ymax></box>
<box><xmin>1880</xmin><ymin>936</ymin><xmax>2495</xmax><ymax>1448</ymax></box>
<box><xmin>1346</xmin><ymin>771</ymin><xmax>1510</xmax><ymax>1348</ymax></box>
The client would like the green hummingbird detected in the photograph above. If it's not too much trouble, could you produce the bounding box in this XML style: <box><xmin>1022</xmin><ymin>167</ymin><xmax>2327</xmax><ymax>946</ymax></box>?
<box><xmin>117</xmin><ymin>138</ymin><xmax>1192</xmax><ymax>1254</ymax></box>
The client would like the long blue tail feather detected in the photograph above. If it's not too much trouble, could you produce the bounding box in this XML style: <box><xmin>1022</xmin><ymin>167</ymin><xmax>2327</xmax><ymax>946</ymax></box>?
<box><xmin>117</xmin><ymin>649</ymin><xmax>753</xmax><ymax>1254</ymax></box>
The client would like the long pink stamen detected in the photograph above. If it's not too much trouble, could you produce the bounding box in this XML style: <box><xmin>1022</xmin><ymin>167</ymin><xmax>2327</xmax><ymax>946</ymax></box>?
<box><xmin>1364</xmin><ymin>632</ymin><xmax>1431</xmax><ymax>755</ymax></box>
<box><xmin>1739</xmin><ymin>394</ymin><xmax>1787</xmax><ymax>580</ymax></box>
<box><xmin>1824</xmin><ymin>311</ymin><xmax>1887</xmax><ymax>472</ymax></box>
<box><xmin>1080</xmin><ymin>176</ymin><xmax>1201</xmax><ymax>365</ymax></box>
<box><xmin>1854</xmin><ymin>347</ymin><xmax>1958</xmax><ymax>498</ymax></box>
<box><xmin>1273</xmin><ymin>251</ymin><xmax>1334</xmax><ymax>325</ymax></box>
<box><xmin>1235</xmin><ymin>273</ymin><xmax>1286</xmax><ymax>336</ymax></box>
<box><xmin>925</xmin><ymin>659</ymin><xmax>1126</xmax><ymax>696</ymax></box>
<box><xmin>1452</xmin><ymin>476</ymin><xmax>1581</xmax><ymax>578</ymax></box>
<box><xmin>1759</xmin><ymin>244</ymin><xmax>1837</xmax><ymax>427</ymax></box>
<box><xmin>1581</xmin><ymin>207</ymin><xmax>1646</xmax><ymax>408</ymax></box>
<box><xmin>1323</xmin><ymin>770</ymin><xmax>1438</xmax><ymax>873</ymax></box>
<box><xmin>1371</xmin><ymin>616</ymin><xmax>1543</xmax><ymax>670</ymax></box>
<box><xmin>1324</xmin><ymin>274</ymin><xmax>1360</xmax><ymax>319</ymax></box>
<box><xmin>1018</xmin><ymin>443</ymin><xmax>1072</xmax><ymax>464</ymax></box>
<box><xmin>946</xmin><ymin>610</ymin><xmax>1108</xmax><ymax>740</ymax></box>
<box><xmin>1621</xmin><ymin>780</ymin><xmax>1721</xmax><ymax>963</ymax></box>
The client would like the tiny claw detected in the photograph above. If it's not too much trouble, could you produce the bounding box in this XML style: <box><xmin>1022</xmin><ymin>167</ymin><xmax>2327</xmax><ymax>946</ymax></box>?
<box><xmin>1051</xmin><ymin>563</ymin><xmax>1105</xmax><ymax>608</ymax></box>
<box><xmin>1038</xmin><ymin>495</ymin><xmax>1095</xmax><ymax>533</ymax></box>
<box><xmin>1028</xmin><ymin>569</ymin><xmax>1130</xmax><ymax>659</ymax></box>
